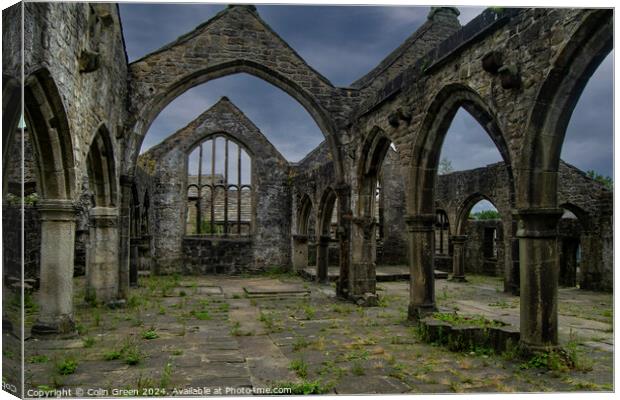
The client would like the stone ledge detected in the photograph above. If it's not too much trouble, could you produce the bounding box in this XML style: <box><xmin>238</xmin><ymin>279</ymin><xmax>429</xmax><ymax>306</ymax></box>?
<box><xmin>418</xmin><ymin>313</ymin><xmax>520</xmax><ymax>353</ymax></box>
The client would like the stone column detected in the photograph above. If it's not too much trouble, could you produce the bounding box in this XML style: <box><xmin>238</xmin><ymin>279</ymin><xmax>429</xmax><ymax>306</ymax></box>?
<box><xmin>349</xmin><ymin>216</ymin><xmax>378</xmax><ymax>306</ymax></box>
<box><xmin>450</xmin><ymin>235</ymin><xmax>468</xmax><ymax>282</ymax></box>
<box><xmin>335</xmin><ymin>184</ymin><xmax>351</xmax><ymax>299</ymax></box>
<box><xmin>406</xmin><ymin>214</ymin><xmax>437</xmax><ymax>320</ymax></box>
<box><xmin>129</xmin><ymin>238</ymin><xmax>139</xmax><ymax>287</ymax></box>
<box><xmin>514</xmin><ymin>208</ymin><xmax>563</xmax><ymax>349</ymax></box>
<box><xmin>86</xmin><ymin>207</ymin><xmax>120</xmax><ymax>305</ymax></box>
<box><xmin>316</xmin><ymin>235</ymin><xmax>331</xmax><ymax>283</ymax></box>
<box><xmin>292</xmin><ymin>234</ymin><xmax>309</xmax><ymax>272</ymax></box>
<box><xmin>118</xmin><ymin>175</ymin><xmax>133</xmax><ymax>298</ymax></box>
<box><xmin>31</xmin><ymin>199</ymin><xmax>77</xmax><ymax>337</ymax></box>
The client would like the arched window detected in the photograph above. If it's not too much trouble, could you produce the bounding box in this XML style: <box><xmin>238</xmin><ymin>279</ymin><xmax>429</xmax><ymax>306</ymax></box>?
<box><xmin>435</xmin><ymin>210</ymin><xmax>450</xmax><ymax>256</ymax></box>
<box><xmin>186</xmin><ymin>135</ymin><xmax>252</xmax><ymax>236</ymax></box>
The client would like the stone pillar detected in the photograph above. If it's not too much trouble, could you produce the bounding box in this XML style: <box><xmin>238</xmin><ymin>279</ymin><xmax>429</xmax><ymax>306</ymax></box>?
<box><xmin>514</xmin><ymin>208</ymin><xmax>563</xmax><ymax>349</ymax></box>
<box><xmin>335</xmin><ymin>184</ymin><xmax>351</xmax><ymax>299</ymax></box>
<box><xmin>406</xmin><ymin>214</ymin><xmax>437</xmax><ymax>320</ymax></box>
<box><xmin>349</xmin><ymin>216</ymin><xmax>378</xmax><ymax>306</ymax></box>
<box><xmin>31</xmin><ymin>199</ymin><xmax>77</xmax><ymax>337</ymax></box>
<box><xmin>118</xmin><ymin>175</ymin><xmax>133</xmax><ymax>298</ymax></box>
<box><xmin>86</xmin><ymin>207</ymin><xmax>120</xmax><ymax>305</ymax></box>
<box><xmin>316</xmin><ymin>235</ymin><xmax>331</xmax><ymax>283</ymax></box>
<box><xmin>129</xmin><ymin>238</ymin><xmax>139</xmax><ymax>287</ymax></box>
<box><xmin>450</xmin><ymin>235</ymin><xmax>468</xmax><ymax>282</ymax></box>
<box><xmin>292</xmin><ymin>235</ymin><xmax>308</xmax><ymax>272</ymax></box>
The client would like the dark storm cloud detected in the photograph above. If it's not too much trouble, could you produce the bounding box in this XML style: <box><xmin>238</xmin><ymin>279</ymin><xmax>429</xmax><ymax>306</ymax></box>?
<box><xmin>120</xmin><ymin>4</ymin><xmax>612</xmax><ymax>175</ymax></box>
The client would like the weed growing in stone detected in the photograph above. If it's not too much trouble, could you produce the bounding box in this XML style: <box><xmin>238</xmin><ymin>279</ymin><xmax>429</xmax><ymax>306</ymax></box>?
<box><xmin>290</xmin><ymin>359</ymin><xmax>309</xmax><ymax>379</ymax></box>
<box><xmin>56</xmin><ymin>358</ymin><xmax>77</xmax><ymax>375</ymax></box>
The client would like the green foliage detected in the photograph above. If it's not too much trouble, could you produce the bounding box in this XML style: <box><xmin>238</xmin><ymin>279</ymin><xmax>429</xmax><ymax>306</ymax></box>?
<box><xmin>191</xmin><ymin>310</ymin><xmax>212</xmax><ymax>320</ymax></box>
<box><xmin>469</xmin><ymin>210</ymin><xmax>501</xmax><ymax>220</ymax></box>
<box><xmin>274</xmin><ymin>380</ymin><xmax>330</xmax><ymax>395</ymax></box>
<box><xmin>103</xmin><ymin>350</ymin><xmax>122</xmax><ymax>361</ymax></box>
<box><xmin>432</xmin><ymin>312</ymin><xmax>505</xmax><ymax>328</ymax></box>
<box><xmin>200</xmin><ymin>221</ymin><xmax>224</xmax><ymax>235</ymax></box>
<box><xmin>141</xmin><ymin>328</ymin><xmax>159</xmax><ymax>340</ymax></box>
<box><xmin>27</xmin><ymin>355</ymin><xmax>49</xmax><ymax>364</ymax></box>
<box><xmin>82</xmin><ymin>336</ymin><xmax>96</xmax><ymax>348</ymax></box>
<box><xmin>159</xmin><ymin>362</ymin><xmax>173</xmax><ymax>388</ymax></box>
<box><xmin>586</xmin><ymin>170</ymin><xmax>613</xmax><ymax>189</ymax></box>
<box><xmin>289</xmin><ymin>359</ymin><xmax>309</xmax><ymax>379</ymax></box>
<box><xmin>351</xmin><ymin>360</ymin><xmax>365</xmax><ymax>376</ymax></box>
<box><xmin>292</xmin><ymin>336</ymin><xmax>310</xmax><ymax>351</ymax></box>
<box><xmin>56</xmin><ymin>358</ymin><xmax>78</xmax><ymax>375</ymax></box>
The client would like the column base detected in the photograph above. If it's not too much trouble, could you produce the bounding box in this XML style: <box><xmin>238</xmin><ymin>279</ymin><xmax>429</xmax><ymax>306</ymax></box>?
<box><xmin>449</xmin><ymin>275</ymin><xmax>467</xmax><ymax>282</ymax></box>
<box><xmin>352</xmin><ymin>292</ymin><xmax>379</xmax><ymax>307</ymax></box>
<box><xmin>31</xmin><ymin>316</ymin><xmax>77</xmax><ymax>339</ymax></box>
<box><xmin>408</xmin><ymin>303</ymin><xmax>437</xmax><ymax>321</ymax></box>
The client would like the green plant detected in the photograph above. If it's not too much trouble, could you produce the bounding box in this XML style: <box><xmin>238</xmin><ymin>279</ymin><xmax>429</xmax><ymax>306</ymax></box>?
<box><xmin>191</xmin><ymin>310</ymin><xmax>212</xmax><ymax>320</ymax></box>
<box><xmin>586</xmin><ymin>170</ymin><xmax>613</xmax><ymax>189</ymax></box>
<box><xmin>274</xmin><ymin>380</ymin><xmax>330</xmax><ymax>395</ymax></box>
<box><xmin>103</xmin><ymin>350</ymin><xmax>122</xmax><ymax>361</ymax></box>
<box><xmin>141</xmin><ymin>328</ymin><xmax>159</xmax><ymax>340</ymax></box>
<box><xmin>82</xmin><ymin>336</ymin><xmax>96</xmax><ymax>348</ymax></box>
<box><xmin>123</xmin><ymin>345</ymin><xmax>143</xmax><ymax>365</ymax></box>
<box><xmin>218</xmin><ymin>302</ymin><xmax>230</xmax><ymax>312</ymax></box>
<box><xmin>56</xmin><ymin>358</ymin><xmax>78</xmax><ymax>375</ymax></box>
<box><xmin>289</xmin><ymin>359</ymin><xmax>309</xmax><ymax>379</ymax></box>
<box><xmin>469</xmin><ymin>210</ymin><xmax>501</xmax><ymax>220</ymax></box>
<box><xmin>159</xmin><ymin>362</ymin><xmax>173</xmax><ymax>388</ymax></box>
<box><xmin>292</xmin><ymin>336</ymin><xmax>310</xmax><ymax>351</ymax></box>
<box><xmin>301</xmin><ymin>304</ymin><xmax>316</xmax><ymax>320</ymax></box>
<box><xmin>351</xmin><ymin>360</ymin><xmax>365</xmax><ymax>376</ymax></box>
<box><xmin>27</xmin><ymin>355</ymin><xmax>49</xmax><ymax>364</ymax></box>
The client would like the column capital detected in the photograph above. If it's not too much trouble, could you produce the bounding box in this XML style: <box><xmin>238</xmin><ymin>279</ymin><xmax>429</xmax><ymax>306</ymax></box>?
<box><xmin>405</xmin><ymin>214</ymin><xmax>435</xmax><ymax>232</ymax></box>
<box><xmin>89</xmin><ymin>207</ymin><xmax>119</xmax><ymax>227</ymax></box>
<box><xmin>38</xmin><ymin>199</ymin><xmax>77</xmax><ymax>221</ymax></box>
<box><xmin>513</xmin><ymin>208</ymin><xmax>563</xmax><ymax>238</ymax></box>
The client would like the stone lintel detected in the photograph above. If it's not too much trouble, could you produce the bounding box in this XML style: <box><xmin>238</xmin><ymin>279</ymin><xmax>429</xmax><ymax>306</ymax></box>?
<box><xmin>405</xmin><ymin>214</ymin><xmax>435</xmax><ymax>232</ymax></box>
<box><xmin>513</xmin><ymin>208</ymin><xmax>563</xmax><ymax>238</ymax></box>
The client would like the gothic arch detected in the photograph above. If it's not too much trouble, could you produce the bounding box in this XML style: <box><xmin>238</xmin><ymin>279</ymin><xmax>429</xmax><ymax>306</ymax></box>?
<box><xmin>318</xmin><ymin>187</ymin><xmax>338</xmax><ymax>237</ymax></box>
<box><xmin>86</xmin><ymin>123</ymin><xmax>117</xmax><ymax>207</ymax></box>
<box><xmin>23</xmin><ymin>69</ymin><xmax>76</xmax><ymax>200</ymax></box>
<box><xmin>2</xmin><ymin>74</ymin><xmax>21</xmax><ymax>185</ymax></box>
<box><xmin>125</xmin><ymin>7</ymin><xmax>345</xmax><ymax>182</ymax></box>
<box><xmin>409</xmin><ymin>84</ymin><xmax>512</xmax><ymax>215</ymax></box>
<box><xmin>357</xmin><ymin>127</ymin><xmax>394</xmax><ymax>217</ymax></box>
<box><xmin>519</xmin><ymin>9</ymin><xmax>613</xmax><ymax>208</ymax></box>
<box><xmin>297</xmin><ymin>194</ymin><xmax>314</xmax><ymax>236</ymax></box>
<box><xmin>455</xmin><ymin>193</ymin><xmax>501</xmax><ymax>236</ymax></box>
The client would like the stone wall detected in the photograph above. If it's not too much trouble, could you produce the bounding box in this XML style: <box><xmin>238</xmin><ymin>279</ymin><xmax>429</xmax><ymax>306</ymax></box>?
<box><xmin>183</xmin><ymin>237</ymin><xmax>253</xmax><ymax>274</ymax></box>
<box><xmin>463</xmin><ymin>219</ymin><xmax>504</xmax><ymax>276</ymax></box>
<box><xmin>136</xmin><ymin>98</ymin><xmax>291</xmax><ymax>274</ymax></box>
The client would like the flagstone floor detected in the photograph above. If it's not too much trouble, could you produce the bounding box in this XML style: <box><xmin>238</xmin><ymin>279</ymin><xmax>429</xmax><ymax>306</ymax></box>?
<box><xmin>6</xmin><ymin>271</ymin><xmax>613</xmax><ymax>396</ymax></box>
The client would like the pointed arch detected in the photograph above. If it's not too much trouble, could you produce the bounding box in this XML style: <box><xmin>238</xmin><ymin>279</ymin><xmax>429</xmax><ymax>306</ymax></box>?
<box><xmin>23</xmin><ymin>69</ymin><xmax>76</xmax><ymax>200</ymax></box>
<box><xmin>519</xmin><ymin>9</ymin><xmax>613</xmax><ymax>208</ymax></box>
<box><xmin>455</xmin><ymin>193</ymin><xmax>501</xmax><ymax>235</ymax></box>
<box><xmin>86</xmin><ymin>123</ymin><xmax>117</xmax><ymax>207</ymax></box>
<box><xmin>409</xmin><ymin>84</ymin><xmax>513</xmax><ymax>215</ymax></box>
<box><xmin>2</xmin><ymin>74</ymin><xmax>21</xmax><ymax>185</ymax></box>
<box><xmin>297</xmin><ymin>194</ymin><xmax>314</xmax><ymax>236</ymax></box>
<box><xmin>357</xmin><ymin>127</ymin><xmax>394</xmax><ymax>217</ymax></box>
<box><xmin>318</xmin><ymin>187</ymin><xmax>338</xmax><ymax>237</ymax></box>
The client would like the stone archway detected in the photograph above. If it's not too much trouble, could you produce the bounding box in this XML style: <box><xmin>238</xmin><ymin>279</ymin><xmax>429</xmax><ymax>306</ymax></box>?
<box><xmin>20</xmin><ymin>69</ymin><xmax>79</xmax><ymax>337</ymax></box>
<box><xmin>293</xmin><ymin>194</ymin><xmax>314</xmax><ymax>272</ymax></box>
<box><xmin>406</xmin><ymin>83</ymin><xmax>510</xmax><ymax>320</ymax></box>
<box><xmin>124</xmin><ymin>6</ymin><xmax>347</xmax><ymax>183</ymax></box>
<box><xmin>514</xmin><ymin>9</ymin><xmax>613</xmax><ymax>349</ymax></box>
<box><xmin>317</xmin><ymin>187</ymin><xmax>338</xmax><ymax>283</ymax></box>
<box><xmin>84</xmin><ymin>124</ymin><xmax>121</xmax><ymax>305</ymax></box>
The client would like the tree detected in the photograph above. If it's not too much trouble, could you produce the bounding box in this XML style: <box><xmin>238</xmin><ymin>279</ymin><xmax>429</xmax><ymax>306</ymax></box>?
<box><xmin>586</xmin><ymin>170</ymin><xmax>613</xmax><ymax>190</ymax></box>
<box><xmin>469</xmin><ymin>210</ymin><xmax>501</xmax><ymax>220</ymax></box>
<box><xmin>438</xmin><ymin>158</ymin><xmax>454</xmax><ymax>175</ymax></box>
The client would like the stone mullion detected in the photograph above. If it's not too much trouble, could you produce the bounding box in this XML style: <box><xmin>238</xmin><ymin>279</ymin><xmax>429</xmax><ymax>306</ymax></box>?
<box><xmin>406</xmin><ymin>214</ymin><xmax>437</xmax><ymax>320</ymax></box>
<box><xmin>196</xmin><ymin>143</ymin><xmax>203</xmax><ymax>234</ymax></box>
<box><xmin>514</xmin><ymin>207</ymin><xmax>563</xmax><ymax>350</ymax></box>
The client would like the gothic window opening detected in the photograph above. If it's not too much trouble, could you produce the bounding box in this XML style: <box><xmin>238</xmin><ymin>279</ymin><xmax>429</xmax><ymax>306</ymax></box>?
<box><xmin>186</xmin><ymin>136</ymin><xmax>252</xmax><ymax>237</ymax></box>
<box><xmin>435</xmin><ymin>210</ymin><xmax>450</xmax><ymax>255</ymax></box>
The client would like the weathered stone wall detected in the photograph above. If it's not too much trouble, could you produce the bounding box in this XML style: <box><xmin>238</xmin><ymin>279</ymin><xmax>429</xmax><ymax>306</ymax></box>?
<box><xmin>463</xmin><ymin>219</ymin><xmax>504</xmax><ymax>276</ymax></box>
<box><xmin>137</xmin><ymin>98</ymin><xmax>291</xmax><ymax>274</ymax></box>
<box><xmin>183</xmin><ymin>237</ymin><xmax>253</xmax><ymax>274</ymax></box>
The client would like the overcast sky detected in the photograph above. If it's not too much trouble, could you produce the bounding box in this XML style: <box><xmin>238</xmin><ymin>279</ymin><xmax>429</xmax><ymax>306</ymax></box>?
<box><xmin>120</xmin><ymin>4</ymin><xmax>613</xmax><ymax>185</ymax></box>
